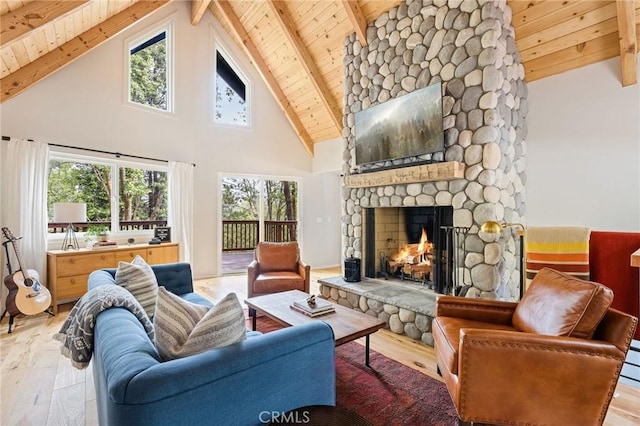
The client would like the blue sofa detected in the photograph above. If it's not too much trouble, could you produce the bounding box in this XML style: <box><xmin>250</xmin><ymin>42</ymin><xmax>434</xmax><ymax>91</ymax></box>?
<box><xmin>88</xmin><ymin>262</ymin><xmax>336</xmax><ymax>426</ymax></box>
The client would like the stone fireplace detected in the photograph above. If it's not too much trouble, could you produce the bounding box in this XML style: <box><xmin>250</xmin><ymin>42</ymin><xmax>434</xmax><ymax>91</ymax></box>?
<box><xmin>341</xmin><ymin>0</ymin><xmax>528</xmax><ymax>302</ymax></box>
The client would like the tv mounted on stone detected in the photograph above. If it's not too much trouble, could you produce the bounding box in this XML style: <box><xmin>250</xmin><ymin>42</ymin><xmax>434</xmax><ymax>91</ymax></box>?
<box><xmin>354</xmin><ymin>82</ymin><xmax>444</xmax><ymax>168</ymax></box>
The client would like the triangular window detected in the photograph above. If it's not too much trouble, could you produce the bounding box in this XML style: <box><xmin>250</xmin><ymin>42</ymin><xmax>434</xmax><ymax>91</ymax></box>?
<box><xmin>215</xmin><ymin>49</ymin><xmax>248</xmax><ymax>126</ymax></box>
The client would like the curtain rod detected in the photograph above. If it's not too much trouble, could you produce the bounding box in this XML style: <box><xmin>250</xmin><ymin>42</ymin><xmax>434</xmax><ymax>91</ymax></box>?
<box><xmin>1</xmin><ymin>135</ymin><xmax>196</xmax><ymax>167</ymax></box>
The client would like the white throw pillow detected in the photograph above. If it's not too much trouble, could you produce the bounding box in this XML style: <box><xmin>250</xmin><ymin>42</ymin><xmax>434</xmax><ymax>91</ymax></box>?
<box><xmin>153</xmin><ymin>287</ymin><xmax>247</xmax><ymax>361</ymax></box>
<box><xmin>115</xmin><ymin>255</ymin><xmax>159</xmax><ymax>317</ymax></box>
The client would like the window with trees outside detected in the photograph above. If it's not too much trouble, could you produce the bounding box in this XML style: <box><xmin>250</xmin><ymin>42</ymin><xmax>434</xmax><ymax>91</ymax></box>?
<box><xmin>215</xmin><ymin>49</ymin><xmax>248</xmax><ymax>126</ymax></box>
<box><xmin>221</xmin><ymin>177</ymin><xmax>298</xmax><ymax>273</ymax></box>
<box><xmin>48</xmin><ymin>155</ymin><xmax>168</xmax><ymax>238</ymax></box>
<box><xmin>128</xmin><ymin>22</ymin><xmax>173</xmax><ymax>112</ymax></box>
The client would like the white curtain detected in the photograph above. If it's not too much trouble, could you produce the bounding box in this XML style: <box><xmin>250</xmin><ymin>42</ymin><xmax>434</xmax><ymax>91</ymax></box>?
<box><xmin>0</xmin><ymin>138</ymin><xmax>50</xmax><ymax>313</ymax></box>
<box><xmin>168</xmin><ymin>161</ymin><xmax>194</xmax><ymax>263</ymax></box>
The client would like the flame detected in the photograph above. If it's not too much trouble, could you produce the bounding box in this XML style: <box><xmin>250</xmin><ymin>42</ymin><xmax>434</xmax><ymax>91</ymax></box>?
<box><xmin>390</xmin><ymin>228</ymin><xmax>433</xmax><ymax>265</ymax></box>
<box><xmin>417</xmin><ymin>227</ymin><xmax>428</xmax><ymax>255</ymax></box>
<box><xmin>392</xmin><ymin>245</ymin><xmax>411</xmax><ymax>262</ymax></box>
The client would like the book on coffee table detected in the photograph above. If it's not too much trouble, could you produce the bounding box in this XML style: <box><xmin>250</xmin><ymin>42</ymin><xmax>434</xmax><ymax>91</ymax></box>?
<box><xmin>290</xmin><ymin>297</ymin><xmax>335</xmax><ymax>317</ymax></box>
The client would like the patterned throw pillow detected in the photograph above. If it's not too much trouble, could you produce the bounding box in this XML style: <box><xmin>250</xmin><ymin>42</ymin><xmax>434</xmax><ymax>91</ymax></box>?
<box><xmin>115</xmin><ymin>255</ymin><xmax>159</xmax><ymax>317</ymax></box>
<box><xmin>154</xmin><ymin>287</ymin><xmax>247</xmax><ymax>361</ymax></box>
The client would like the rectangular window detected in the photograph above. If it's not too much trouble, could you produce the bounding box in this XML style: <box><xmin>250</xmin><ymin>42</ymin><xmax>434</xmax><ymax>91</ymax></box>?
<box><xmin>128</xmin><ymin>21</ymin><xmax>173</xmax><ymax>112</ymax></box>
<box><xmin>220</xmin><ymin>176</ymin><xmax>299</xmax><ymax>274</ymax></box>
<box><xmin>48</xmin><ymin>156</ymin><xmax>168</xmax><ymax>239</ymax></box>
<box><xmin>215</xmin><ymin>49</ymin><xmax>248</xmax><ymax>126</ymax></box>
<box><xmin>48</xmin><ymin>159</ymin><xmax>112</xmax><ymax>231</ymax></box>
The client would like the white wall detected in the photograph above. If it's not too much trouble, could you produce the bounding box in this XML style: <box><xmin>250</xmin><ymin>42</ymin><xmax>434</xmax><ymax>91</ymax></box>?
<box><xmin>312</xmin><ymin>137</ymin><xmax>343</xmax><ymax>173</ymax></box>
<box><xmin>304</xmin><ymin>138</ymin><xmax>343</xmax><ymax>268</ymax></box>
<box><xmin>0</xmin><ymin>3</ymin><xmax>319</xmax><ymax>278</ymax></box>
<box><xmin>526</xmin><ymin>58</ymin><xmax>640</xmax><ymax>231</ymax></box>
<box><xmin>301</xmin><ymin>171</ymin><xmax>342</xmax><ymax>268</ymax></box>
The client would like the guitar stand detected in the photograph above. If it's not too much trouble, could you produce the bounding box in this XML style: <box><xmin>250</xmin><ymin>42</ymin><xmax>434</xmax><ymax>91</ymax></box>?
<box><xmin>0</xmin><ymin>308</ymin><xmax>55</xmax><ymax>333</ymax></box>
<box><xmin>0</xmin><ymin>309</ymin><xmax>16</xmax><ymax>333</ymax></box>
<box><xmin>1</xmin><ymin>239</ymin><xmax>16</xmax><ymax>333</ymax></box>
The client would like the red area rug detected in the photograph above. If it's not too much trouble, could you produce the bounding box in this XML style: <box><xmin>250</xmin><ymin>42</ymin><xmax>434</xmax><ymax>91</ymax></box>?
<box><xmin>253</xmin><ymin>316</ymin><xmax>458</xmax><ymax>426</ymax></box>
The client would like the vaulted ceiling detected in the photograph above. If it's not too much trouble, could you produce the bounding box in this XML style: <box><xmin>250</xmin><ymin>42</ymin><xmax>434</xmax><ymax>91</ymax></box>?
<box><xmin>1</xmin><ymin>0</ymin><xmax>638</xmax><ymax>155</ymax></box>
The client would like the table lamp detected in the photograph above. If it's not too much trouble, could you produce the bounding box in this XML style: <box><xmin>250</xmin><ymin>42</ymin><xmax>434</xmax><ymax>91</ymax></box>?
<box><xmin>480</xmin><ymin>221</ymin><xmax>526</xmax><ymax>300</ymax></box>
<box><xmin>54</xmin><ymin>202</ymin><xmax>86</xmax><ymax>250</ymax></box>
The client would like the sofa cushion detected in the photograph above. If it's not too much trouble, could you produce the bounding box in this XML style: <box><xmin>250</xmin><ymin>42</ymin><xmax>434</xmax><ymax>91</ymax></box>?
<box><xmin>154</xmin><ymin>287</ymin><xmax>247</xmax><ymax>361</ymax></box>
<box><xmin>256</xmin><ymin>242</ymin><xmax>299</xmax><ymax>272</ymax></box>
<box><xmin>512</xmin><ymin>268</ymin><xmax>613</xmax><ymax>338</ymax></box>
<box><xmin>115</xmin><ymin>255</ymin><xmax>159</xmax><ymax>317</ymax></box>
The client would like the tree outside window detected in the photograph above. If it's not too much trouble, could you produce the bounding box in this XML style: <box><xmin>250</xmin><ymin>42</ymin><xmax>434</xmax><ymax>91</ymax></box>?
<box><xmin>215</xmin><ymin>50</ymin><xmax>248</xmax><ymax>126</ymax></box>
<box><xmin>128</xmin><ymin>26</ymin><xmax>171</xmax><ymax>112</ymax></box>
<box><xmin>48</xmin><ymin>159</ymin><xmax>168</xmax><ymax>234</ymax></box>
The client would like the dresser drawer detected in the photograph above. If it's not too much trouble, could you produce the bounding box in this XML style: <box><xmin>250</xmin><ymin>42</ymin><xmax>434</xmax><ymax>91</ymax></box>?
<box><xmin>147</xmin><ymin>245</ymin><xmax>179</xmax><ymax>264</ymax></box>
<box><xmin>115</xmin><ymin>249</ymin><xmax>147</xmax><ymax>264</ymax></box>
<box><xmin>57</xmin><ymin>274</ymin><xmax>89</xmax><ymax>299</ymax></box>
<box><xmin>56</xmin><ymin>252</ymin><xmax>116</xmax><ymax>277</ymax></box>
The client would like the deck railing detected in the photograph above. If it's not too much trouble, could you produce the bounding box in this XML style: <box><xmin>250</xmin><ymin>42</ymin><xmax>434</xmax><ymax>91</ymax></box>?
<box><xmin>47</xmin><ymin>220</ymin><xmax>168</xmax><ymax>233</ymax></box>
<box><xmin>48</xmin><ymin>220</ymin><xmax>297</xmax><ymax>251</ymax></box>
<box><xmin>222</xmin><ymin>220</ymin><xmax>297</xmax><ymax>251</ymax></box>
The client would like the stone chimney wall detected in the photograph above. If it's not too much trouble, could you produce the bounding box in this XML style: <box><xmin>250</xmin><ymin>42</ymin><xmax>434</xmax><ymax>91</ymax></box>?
<box><xmin>341</xmin><ymin>0</ymin><xmax>528</xmax><ymax>300</ymax></box>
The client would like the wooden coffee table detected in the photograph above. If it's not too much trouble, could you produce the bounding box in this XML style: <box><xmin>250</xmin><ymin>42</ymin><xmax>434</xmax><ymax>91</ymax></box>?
<box><xmin>245</xmin><ymin>290</ymin><xmax>386</xmax><ymax>367</ymax></box>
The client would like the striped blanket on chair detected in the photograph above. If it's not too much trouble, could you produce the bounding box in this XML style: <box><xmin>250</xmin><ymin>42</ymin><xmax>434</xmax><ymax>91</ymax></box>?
<box><xmin>525</xmin><ymin>227</ymin><xmax>591</xmax><ymax>289</ymax></box>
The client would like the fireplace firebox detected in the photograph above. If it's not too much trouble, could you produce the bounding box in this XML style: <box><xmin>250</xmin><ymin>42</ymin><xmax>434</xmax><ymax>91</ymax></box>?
<box><xmin>363</xmin><ymin>206</ymin><xmax>457</xmax><ymax>294</ymax></box>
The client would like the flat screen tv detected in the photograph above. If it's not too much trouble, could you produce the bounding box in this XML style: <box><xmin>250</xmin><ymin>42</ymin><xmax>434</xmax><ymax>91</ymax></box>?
<box><xmin>354</xmin><ymin>82</ymin><xmax>443</xmax><ymax>167</ymax></box>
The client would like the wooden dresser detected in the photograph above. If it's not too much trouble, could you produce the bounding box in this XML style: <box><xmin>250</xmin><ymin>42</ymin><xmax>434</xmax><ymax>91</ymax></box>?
<box><xmin>46</xmin><ymin>242</ymin><xmax>179</xmax><ymax>314</ymax></box>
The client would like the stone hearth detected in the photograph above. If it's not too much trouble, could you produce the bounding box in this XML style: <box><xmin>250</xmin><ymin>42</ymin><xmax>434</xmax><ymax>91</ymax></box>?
<box><xmin>342</xmin><ymin>0</ymin><xmax>528</xmax><ymax>302</ymax></box>
<box><xmin>319</xmin><ymin>276</ymin><xmax>437</xmax><ymax>346</ymax></box>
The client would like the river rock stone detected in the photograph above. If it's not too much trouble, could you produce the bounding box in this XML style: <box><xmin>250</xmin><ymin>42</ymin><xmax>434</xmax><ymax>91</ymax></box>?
<box><xmin>455</xmin><ymin>56</ymin><xmax>477</xmax><ymax>78</ymax></box>
<box><xmin>472</xmin><ymin>264</ymin><xmax>499</xmax><ymax>291</ymax></box>
<box><xmin>461</xmin><ymin>86</ymin><xmax>482</xmax><ymax>111</ymax></box>
<box><xmin>425</xmin><ymin>29</ymin><xmax>446</xmax><ymax>60</ymax></box>
<box><xmin>483</xmin><ymin>143</ymin><xmax>502</xmax><ymax>169</ymax></box>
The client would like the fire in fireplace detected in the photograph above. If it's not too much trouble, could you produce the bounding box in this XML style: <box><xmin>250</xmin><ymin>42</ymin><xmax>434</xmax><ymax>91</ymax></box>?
<box><xmin>382</xmin><ymin>227</ymin><xmax>434</xmax><ymax>284</ymax></box>
<box><xmin>363</xmin><ymin>206</ymin><xmax>453</xmax><ymax>293</ymax></box>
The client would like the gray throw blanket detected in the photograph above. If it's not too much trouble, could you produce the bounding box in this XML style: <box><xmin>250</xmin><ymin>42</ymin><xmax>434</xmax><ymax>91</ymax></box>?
<box><xmin>54</xmin><ymin>285</ymin><xmax>154</xmax><ymax>369</ymax></box>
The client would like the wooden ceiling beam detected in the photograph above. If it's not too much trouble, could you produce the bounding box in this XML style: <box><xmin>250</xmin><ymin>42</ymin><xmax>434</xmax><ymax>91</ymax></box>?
<box><xmin>615</xmin><ymin>0</ymin><xmax>638</xmax><ymax>86</ymax></box>
<box><xmin>0</xmin><ymin>0</ymin><xmax>88</xmax><ymax>48</ymax></box>
<box><xmin>267</xmin><ymin>0</ymin><xmax>343</xmax><ymax>132</ymax></box>
<box><xmin>191</xmin><ymin>0</ymin><xmax>211</xmax><ymax>26</ymax></box>
<box><xmin>1</xmin><ymin>0</ymin><xmax>170</xmax><ymax>103</ymax></box>
<box><xmin>212</xmin><ymin>0</ymin><xmax>314</xmax><ymax>156</ymax></box>
<box><xmin>341</xmin><ymin>0</ymin><xmax>368</xmax><ymax>46</ymax></box>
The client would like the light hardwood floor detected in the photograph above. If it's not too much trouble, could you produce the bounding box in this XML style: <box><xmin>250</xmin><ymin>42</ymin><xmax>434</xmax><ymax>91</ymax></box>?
<box><xmin>1</xmin><ymin>267</ymin><xmax>638</xmax><ymax>425</ymax></box>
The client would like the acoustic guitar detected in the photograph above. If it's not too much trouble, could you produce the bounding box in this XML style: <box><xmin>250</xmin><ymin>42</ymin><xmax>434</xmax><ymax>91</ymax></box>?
<box><xmin>1</xmin><ymin>227</ymin><xmax>51</xmax><ymax>316</ymax></box>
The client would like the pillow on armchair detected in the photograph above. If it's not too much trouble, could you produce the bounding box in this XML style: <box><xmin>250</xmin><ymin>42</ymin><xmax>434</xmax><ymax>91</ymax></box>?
<box><xmin>512</xmin><ymin>267</ymin><xmax>613</xmax><ymax>339</ymax></box>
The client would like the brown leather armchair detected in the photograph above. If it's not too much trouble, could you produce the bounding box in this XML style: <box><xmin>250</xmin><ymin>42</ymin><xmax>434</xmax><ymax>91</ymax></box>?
<box><xmin>433</xmin><ymin>268</ymin><xmax>638</xmax><ymax>426</ymax></box>
<box><xmin>247</xmin><ymin>242</ymin><xmax>310</xmax><ymax>323</ymax></box>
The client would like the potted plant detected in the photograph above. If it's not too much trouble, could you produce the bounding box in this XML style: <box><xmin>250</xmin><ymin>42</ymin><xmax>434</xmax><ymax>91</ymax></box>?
<box><xmin>85</xmin><ymin>224</ymin><xmax>110</xmax><ymax>242</ymax></box>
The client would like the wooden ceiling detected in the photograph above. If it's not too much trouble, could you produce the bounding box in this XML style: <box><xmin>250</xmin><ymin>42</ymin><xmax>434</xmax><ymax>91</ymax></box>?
<box><xmin>1</xmin><ymin>0</ymin><xmax>638</xmax><ymax>156</ymax></box>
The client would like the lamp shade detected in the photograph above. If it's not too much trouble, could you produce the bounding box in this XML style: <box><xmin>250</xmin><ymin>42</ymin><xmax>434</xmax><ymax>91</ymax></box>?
<box><xmin>54</xmin><ymin>202</ymin><xmax>86</xmax><ymax>223</ymax></box>
<box><xmin>480</xmin><ymin>221</ymin><xmax>504</xmax><ymax>234</ymax></box>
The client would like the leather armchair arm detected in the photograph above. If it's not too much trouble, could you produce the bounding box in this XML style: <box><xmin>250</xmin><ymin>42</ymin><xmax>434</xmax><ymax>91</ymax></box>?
<box><xmin>247</xmin><ymin>260</ymin><xmax>259</xmax><ymax>297</ymax></box>
<box><xmin>298</xmin><ymin>261</ymin><xmax>311</xmax><ymax>293</ymax></box>
<box><xmin>436</xmin><ymin>295</ymin><xmax>517</xmax><ymax>325</ymax></box>
<box><xmin>456</xmin><ymin>328</ymin><xmax>625</xmax><ymax>425</ymax></box>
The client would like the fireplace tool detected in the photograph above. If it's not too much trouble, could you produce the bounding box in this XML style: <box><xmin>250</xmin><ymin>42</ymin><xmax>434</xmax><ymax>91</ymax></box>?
<box><xmin>440</xmin><ymin>226</ymin><xmax>470</xmax><ymax>295</ymax></box>
<box><xmin>377</xmin><ymin>251</ymin><xmax>389</xmax><ymax>279</ymax></box>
